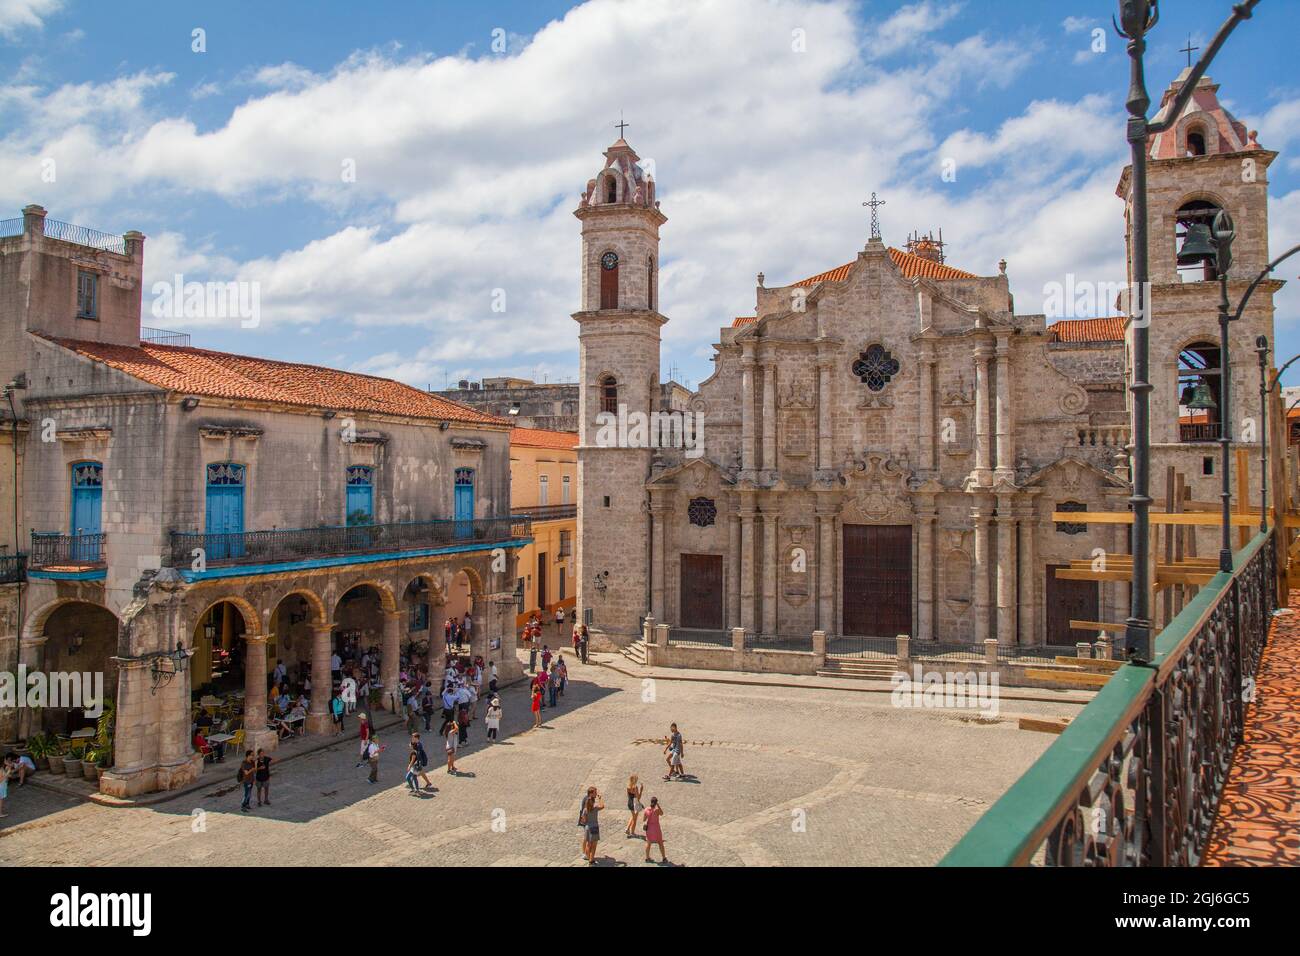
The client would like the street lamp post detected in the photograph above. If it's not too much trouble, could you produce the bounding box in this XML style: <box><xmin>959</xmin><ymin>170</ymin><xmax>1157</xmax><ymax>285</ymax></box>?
<box><xmin>1252</xmin><ymin>336</ymin><xmax>1300</xmax><ymax>537</ymax></box>
<box><xmin>1213</xmin><ymin>210</ymin><xmax>1236</xmax><ymax>574</ymax></box>
<box><xmin>1115</xmin><ymin>0</ymin><xmax>1261</xmax><ymax>662</ymax></box>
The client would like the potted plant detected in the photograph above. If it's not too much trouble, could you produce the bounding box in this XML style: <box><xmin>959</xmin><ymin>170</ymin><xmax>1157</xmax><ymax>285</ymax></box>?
<box><xmin>26</xmin><ymin>733</ymin><xmax>53</xmax><ymax>770</ymax></box>
<box><xmin>66</xmin><ymin>743</ymin><xmax>87</xmax><ymax>778</ymax></box>
<box><xmin>95</xmin><ymin>698</ymin><xmax>115</xmax><ymax>770</ymax></box>
<box><xmin>47</xmin><ymin>740</ymin><xmax>68</xmax><ymax>775</ymax></box>
<box><xmin>84</xmin><ymin>746</ymin><xmax>108</xmax><ymax>781</ymax></box>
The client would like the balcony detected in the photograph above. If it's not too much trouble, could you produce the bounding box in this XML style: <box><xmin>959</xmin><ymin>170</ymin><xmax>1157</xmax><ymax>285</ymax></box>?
<box><xmin>1179</xmin><ymin>421</ymin><xmax>1221</xmax><ymax>442</ymax></box>
<box><xmin>28</xmin><ymin>533</ymin><xmax>106</xmax><ymax>575</ymax></box>
<box><xmin>169</xmin><ymin>515</ymin><xmax>531</xmax><ymax>570</ymax></box>
<box><xmin>510</xmin><ymin>503</ymin><xmax>577</xmax><ymax>522</ymax></box>
<box><xmin>0</xmin><ymin>553</ymin><xmax>26</xmax><ymax>584</ymax></box>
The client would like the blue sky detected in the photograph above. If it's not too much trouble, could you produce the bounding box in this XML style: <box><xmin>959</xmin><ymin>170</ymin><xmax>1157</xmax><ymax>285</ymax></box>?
<box><xmin>2</xmin><ymin>0</ymin><xmax>1297</xmax><ymax>389</ymax></box>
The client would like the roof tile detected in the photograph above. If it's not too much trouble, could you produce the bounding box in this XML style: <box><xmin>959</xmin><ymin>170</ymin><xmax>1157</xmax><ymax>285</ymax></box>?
<box><xmin>1048</xmin><ymin>317</ymin><xmax>1126</xmax><ymax>343</ymax></box>
<box><xmin>510</xmin><ymin>426</ymin><xmax>578</xmax><ymax>450</ymax></box>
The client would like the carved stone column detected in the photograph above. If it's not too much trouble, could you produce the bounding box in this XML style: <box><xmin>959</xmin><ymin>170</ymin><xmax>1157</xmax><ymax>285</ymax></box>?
<box><xmin>762</xmin><ymin>502</ymin><xmax>779</xmax><ymax>633</ymax></box>
<box><xmin>649</xmin><ymin>496</ymin><xmax>669</xmax><ymax>622</ymax></box>
<box><xmin>973</xmin><ymin>344</ymin><xmax>992</xmax><ymax>486</ymax></box>
<box><xmin>740</xmin><ymin>342</ymin><xmax>757</xmax><ymax>476</ymax></box>
<box><xmin>816</xmin><ymin>360</ymin><xmax>833</xmax><ymax>472</ymax></box>
<box><xmin>971</xmin><ymin>500</ymin><xmax>991</xmax><ymax>644</ymax></box>
<box><xmin>728</xmin><ymin>506</ymin><xmax>742</xmax><ymax>629</ymax></box>
<box><xmin>380</xmin><ymin>610</ymin><xmax>402</xmax><ymax>712</ymax></box>
<box><xmin>915</xmin><ymin>498</ymin><xmax>937</xmax><ymax>642</ymax></box>
<box><xmin>762</xmin><ymin>363</ymin><xmax>777</xmax><ymax>477</ymax></box>
<box><xmin>306</xmin><ymin>624</ymin><xmax>334</xmax><ymax>735</ymax></box>
<box><xmin>14</xmin><ymin>635</ymin><xmax>45</xmax><ymax>742</ymax></box>
<box><xmin>243</xmin><ymin>635</ymin><xmax>277</xmax><ymax>753</ymax></box>
<box><xmin>739</xmin><ymin>502</ymin><xmax>757</xmax><ymax>633</ymax></box>
<box><xmin>918</xmin><ymin>343</ymin><xmax>936</xmax><ymax>474</ymax></box>
<box><xmin>1017</xmin><ymin>498</ymin><xmax>1039</xmax><ymax>645</ymax></box>
<box><xmin>815</xmin><ymin>493</ymin><xmax>839</xmax><ymax>634</ymax></box>
<box><xmin>996</xmin><ymin>495</ymin><xmax>1016</xmax><ymax>645</ymax></box>
<box><xmin>994</xmin><ymin>332</ymin><xmax>1014</xmax><ymax>480</ymax></box>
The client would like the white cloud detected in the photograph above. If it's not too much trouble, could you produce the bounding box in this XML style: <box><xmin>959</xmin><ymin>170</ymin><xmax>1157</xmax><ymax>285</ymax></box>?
<box><xmin>866</xmin><ymin>1</ymin><xmax>963</xmax><ymax>58</ymax></box>
<box><xmin>1062</xmin><ymin>16</ymin><xmax>1095</xmax><ymax>35</ymax></box>
<box><xmin>0</xmin><ymin>0</ymin><xmax>62</xmax><ymax>39</ymax></box>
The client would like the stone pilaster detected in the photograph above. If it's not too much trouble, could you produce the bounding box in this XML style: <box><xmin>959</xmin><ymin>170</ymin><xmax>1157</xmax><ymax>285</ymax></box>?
<box><xmin>739</xmin><ymin>503</ymin><xmax>757</xmax><ymax>633</ymax></box>
<box><xmin>915</xmin><ymin>498</ymin><xmax>937</xmax><ymax>642</ymax></box>
<box><xmin>649</xmin><ymin>497</ymin><xmax>669</xmax><ymax>622</ymax></box>
<box><xmin>996</xmin><ymin>496</ymin><xmax>1016</xmax><ymax>645</ymax></box>
<box><xmin>918</xmin><ymin>343</ymin><xmax>936</xmax><ymax>474</ymax></box>
<box><xmin>815</xmin><ymin>493</ymin><xmax>839</xmax><ymax>634</ymax></box>
<box><xmin>816</xmin><ymin>359</ymin><xmax>833</xmax><ymax>472</ymax></box>
<box><xmin>762</xmin><ymin>363</ymin><xmax>777</xmax><ymax>478</ymax></box>
<box><xmin>973</xmin><ymin>344</ymin><xmax>992</xmax><ymax>486</ymax></box>
<box><xmin>15</xmin><ymin>635</ymin><xmax>45</xmax><ymax>742</ymax></box>
<box><xmin>306</xmin><ymin>624</ymin><xmax>334</xmax><ymax>735</ymax></box>
<box><xmin>740</xmin><ymin>342</ymin><xmax>757</xmax><ymax>476</ymax></box>
<box><xmin>380</xmin><ymin>609</ymin><xmax>402</xmax><ymax>711</ymax></box>
<box><xmin>728</xmin><ymin>506</ymin><xmax>742</xmax><ymax>629</ymax></box>
<box><xmin>1017</xmin><ymin>498</ymin><xmax>1039</xmax><ymax>645</ymax></box>
<box><xmin>762</xmin><ymin>502</ymin><xmax>779</xmax><ymax>633</ymax></box>
<box><xmin>243</xmin><ymin>635</ymin><xmax>276</xmax><ymax>753</ymax></box>
<box><xmin>994</xmin><ymin>332</ymin><xmax>1014</xmax><ymax>480</ymax></box>
<box><xmin>972</xmin><ymin>500</ymin><xmax>991</xmax><ymax>644</ymax></box>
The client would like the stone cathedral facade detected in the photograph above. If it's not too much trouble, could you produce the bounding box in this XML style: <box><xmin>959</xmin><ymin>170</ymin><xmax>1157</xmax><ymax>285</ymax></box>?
<box><xmin>574</xmin><ymin>68</ymin><xmax>1278</xmax><ymax>651</ymax></box>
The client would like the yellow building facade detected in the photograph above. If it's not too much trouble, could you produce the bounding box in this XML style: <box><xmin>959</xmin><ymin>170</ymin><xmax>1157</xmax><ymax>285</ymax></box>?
<box><xmin>510</xmin><ymin>427</ymin><xmax>577</xmax><ymax>628</ymax></box>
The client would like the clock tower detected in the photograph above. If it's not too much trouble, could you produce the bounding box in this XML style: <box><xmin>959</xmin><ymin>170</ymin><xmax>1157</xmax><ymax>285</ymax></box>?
<box><xmin>573</xmin><ymin>136</ymin><xmax>667</xmax><ymax>642</ymax></box>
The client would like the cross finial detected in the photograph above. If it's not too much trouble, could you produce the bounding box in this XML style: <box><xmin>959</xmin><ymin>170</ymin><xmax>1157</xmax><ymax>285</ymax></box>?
<box><xmin>615</xmin><ymin>110</ymin><xmax>629</xmax><ymax>140</ymax></box>
<box><xmin>1180</xmin><ymin>35</ymin><xmax>1199</xmax><ymax>68</ymax></box>
<box><xmin>862</xmin><ymin>192</ymin><xmax>886</xmax><ymax>241</ymax></box>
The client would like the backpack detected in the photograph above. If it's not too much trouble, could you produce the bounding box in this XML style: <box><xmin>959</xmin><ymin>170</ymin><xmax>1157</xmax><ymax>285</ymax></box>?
<box><xmin>236</xmin><ymin>764</ymin><xmax>250</xmax><ymax>783</ymax></box>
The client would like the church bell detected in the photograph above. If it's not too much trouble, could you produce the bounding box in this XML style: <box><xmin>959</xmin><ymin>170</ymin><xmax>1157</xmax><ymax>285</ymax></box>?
<box><xmin>1177</xmin><ymin>223</ymin><xmax>1217</xmax><ymax>266</ymax></box>
<box><xmin>1185</xmin><ymin>379</ymin><xmax>1218</xmax><ymax>410</ymax></box>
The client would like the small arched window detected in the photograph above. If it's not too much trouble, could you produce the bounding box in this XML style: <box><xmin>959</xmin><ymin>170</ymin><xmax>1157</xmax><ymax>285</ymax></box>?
<box><xmin>599</xmin><ymin>375</ymin><xmax>619</xmax><ymax>414</ymax></box>
<box><xmin>1186</xmin><ymin>126</ymin><xmax>1207</xmax><ymax>156</ymax></box>
<box><xmin>1175</xmin><ymin>199</ymin><xmax>1222</xmax><ymax>283</ymax></box>
<box><xmin>605</xmin><ymin>174</ymin><xmax>618</xmax><ymax>204</ymax></box>
<box><xmin>599</xmin><ymin>250</ymin><xmax>619</xmax><ymax>309</ymax></box>
<box><xmin>647</xmin><ymin>255</ymin><xmax>656</xmax><ymax>311</ymax></box>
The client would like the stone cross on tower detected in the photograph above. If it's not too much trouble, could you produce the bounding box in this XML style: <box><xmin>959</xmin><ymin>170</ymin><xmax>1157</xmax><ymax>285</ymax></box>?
<box><xmin>863</xmin><ymin>192</ymin><xmax>886</xmax><ymax>241</ymax></box>
<box><xmin>615</xmin><ymin>112</ymin><xmax>629</xmax><ymax>139</ymax></box>
<box><xmin>1180</xmin><ymin>35</ymin><xmax>1199</xmax><ymax>67</ymax></box>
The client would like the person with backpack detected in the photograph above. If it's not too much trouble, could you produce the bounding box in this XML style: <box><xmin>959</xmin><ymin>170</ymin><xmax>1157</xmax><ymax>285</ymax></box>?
<box><xmin>331</xmin><ymin>691</ymin><xmax>345</xmax><ymax>736</ymax></box>
<box><xmin>354</xmin><ymin>712</ymin><xmax>371</xmax><ymax>767</ymax></box>
<box><xmin>237</xmin><ymin>751</ymin><xmax>256</xmax><ymax>812</ymax></box>
<box><xmin>410</xmin><ymin>733</ymin><xmax>434</xmax><ymax>790</ymax></box>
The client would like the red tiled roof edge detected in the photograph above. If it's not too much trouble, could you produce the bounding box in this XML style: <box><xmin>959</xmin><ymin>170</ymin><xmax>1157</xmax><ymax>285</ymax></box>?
<box><xmin>509</xmin><ymin>426</ymin><xmax>579</xmax><ymax>450</ymax></box>
<box><xmin>1048</xmin><ymin>317</ymin><xmax>1126</xmax><ymax>343</ymax></box>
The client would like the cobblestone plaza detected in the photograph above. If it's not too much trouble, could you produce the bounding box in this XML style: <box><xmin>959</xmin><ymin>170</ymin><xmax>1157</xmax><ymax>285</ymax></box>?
<box><xmin>0</xmin><ymin>657</ymin><xmax>1082</xmax><ymax>867</ymax></box>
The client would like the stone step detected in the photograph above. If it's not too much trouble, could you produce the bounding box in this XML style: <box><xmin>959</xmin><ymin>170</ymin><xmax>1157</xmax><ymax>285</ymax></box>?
<box><xmin>817</xmin><ymin>658</ymin><xmax>902</xmax><ymax>680</ymax></box>
<box><xmin>620</xmin><ymin>640</ymin><xmax>648</xmax><ymax>665</ymax></box>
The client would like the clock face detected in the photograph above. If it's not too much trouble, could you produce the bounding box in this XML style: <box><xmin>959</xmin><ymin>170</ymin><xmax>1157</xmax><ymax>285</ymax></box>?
<box><xmin>601</xmin><ymin>252</ymin><xmax>618</xmax><ymax>271</ymax></box>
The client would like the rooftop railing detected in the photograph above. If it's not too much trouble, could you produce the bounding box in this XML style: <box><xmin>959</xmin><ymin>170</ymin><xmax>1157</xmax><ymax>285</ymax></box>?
<box><xmin>42</xmin><ymin>218</ymin><xmax>127</xmax><ymax>254</ymax></box>
<box><xmin>941</xmin><ymin>529</ymin><xmax>1274</xmax><ymax>867</ymax></box>
<box><xmin>510</xmin><ymin>503</ymin><xmax>576</xmax><ymax>522</ymax></box>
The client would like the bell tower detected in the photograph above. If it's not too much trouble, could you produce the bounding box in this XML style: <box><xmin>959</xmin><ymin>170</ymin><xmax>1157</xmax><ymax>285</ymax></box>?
<box><xmin>573</xmin><ymin>135</ymin><xmax>667</xmax><ymax>641</ymax></box>
<box><xmin>1117</xmin><ymin>69</ymin><xmax>1280</xmax><ymax>514</ymax></box>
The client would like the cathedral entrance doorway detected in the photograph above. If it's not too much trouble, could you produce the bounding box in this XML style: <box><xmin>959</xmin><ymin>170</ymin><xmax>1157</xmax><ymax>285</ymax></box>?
<box><xmin>1045</xmin><ymin>565</ymin><xmax>1098</xmax><ymax>647</ymax></box>
<box><xmin>679</xmin><ymin>553</ymin><xmax>724</xmax><ymax>630</ymax></box>
<box><xmin>842</xmin><ymin>524</ymin><xmax>911</xmax><ymax>637</ymax></box>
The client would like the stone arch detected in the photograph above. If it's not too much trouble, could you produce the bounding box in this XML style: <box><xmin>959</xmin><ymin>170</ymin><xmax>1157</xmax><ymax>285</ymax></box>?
<box><xmin>22</xmin><ymin>596</ymin><xmax>117</xmax><ymax>642</ymax></box>
<box><xmin>334</xmin><ymin>578</ymin><xmax>397</xmax><ymax>614</ymax></box>
<box><xmin>403</xmin><ymin>572</ymin><xmax>446</xmax><ymax>607</ymax></box>
<box><xmin>19</xmin><ymin>598</ymin><xmax>121</xmax><ymax>737</ymax></box>
<box><xmin>1176</xmin><ymin>112</ymin><xmax>1220</xmax><ymax>156</ymax></box>
<box><xmin>192</xmin><ymin>594</ymin><xmax>261</xmax><ymax>636</ymax></box>
<box><xmin>265</xmin><ymin>587</ymin><xmax>327</xmax><ymax>626</ymax></box>
<box><xmin>599</xmin><ymin>169</ymin><xmax>622</xmax><ymax>204</ymax></box>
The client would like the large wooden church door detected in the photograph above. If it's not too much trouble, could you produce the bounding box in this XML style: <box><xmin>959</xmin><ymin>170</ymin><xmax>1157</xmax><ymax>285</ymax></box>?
<box><xmin>1045</xmin><ymin>565</ymin><xmax>1098</xmax><ymax>646</ymax></box>
<box><xmin>842</xmin><ymin>525</ymin><xmax>912</xmax><ymax>636</ymax></box>
<box><xmin>679</xmin><ymin>554</ymin><xmax>724</xmax><ymax>630</ymax></box>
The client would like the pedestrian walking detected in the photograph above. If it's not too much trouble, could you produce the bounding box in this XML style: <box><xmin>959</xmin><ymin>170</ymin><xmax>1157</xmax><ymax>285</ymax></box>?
<box><xmin>331</xmin><ymin>692</ymin><xmax>345</xmax><ymax>735</ymax></box>
<box><xmin>541</xmin><ymin>644</ymin><xmax>552</xmax><ymax>673</ymax></box>
<box><xmin>355</xmin><ymin>712</ymin><xmax>371</xmax><ymax>767</ymax></box>
<box><xmin>580</xmin><ymin>787</ymin><xmax>605</xmax><ymax>864</ymax></box>
<box><xmin>404</xmin><ymin>748</ymin><xmax>421</xmax><ymax>793</ymax></box>
<box><xmin>445</xmin><ymin>722</ymin><xmax>459</xmax><ymax>773</ymax></box>
<box><xmin>237</xmin><ymin>750</ymin><xmax>255</xmax><ymax>812</ymax></box>
<box><xmin>528</xmin><ymin>636</ymin><xmax>538</xmax><ymax>673</ymax></box>
<box><xmin>366</xmin><ymin>735</ymin><xmax>382</xmax><ymax>783</ymax></box>
<box><xmin>254</xmin><ymin>749</ymin><xmax>273</xmax><ymax>806</ymax></box>
<box><xmin>547</xmin><ymin>662</ymin><xmax>559</xmax><ymax>708</ymax></box>
<box><xmin>663</xmin><ymin>722</ymin><xmax>684</xmax><ymax>780</ymax></box>
<box><xmin>411</xmin><ymin>733</ymin><xmax>434</xmax><ymax>790</ymax></box>
<box><xmin>439</xmin><ymin>684</ymin><xmax>457</xmax><ymax>736</ymax></box>
<box><xmin>554</xmin><ymin>606</ymin><xmax>565</xmax><ymax>634</ymax></box>
<box><xmin>486</xmin><ymin>696</ymin><xmax>502</xmax><ymax>741</ymax></box>
<box><xmin>643</xmin><ymin>797</ymin><xmax>668</xmax><ymax>864</ymax></box>
<box><xmin>579</xmin><ymin>625</ymin><xmax>590</xmax><ymax>664</ymax></box>
<box><xmin>625</xmin><ymin>774</ymin><xmax>644</xmax><ymax>836</ymax></box>
<box><xmin>531</xmin><ymin>685</ymin><xmax>543</xmax><ymax>728</ymax></box>
<box><xmin>488</xmin><ymin>660</ymin><xmax>499</xmax><ymax>695</ymax></box>
<box><xmin>462</xmin><ymin>612</ymin><xmax>473</xmax><ymax>647</ymax></box>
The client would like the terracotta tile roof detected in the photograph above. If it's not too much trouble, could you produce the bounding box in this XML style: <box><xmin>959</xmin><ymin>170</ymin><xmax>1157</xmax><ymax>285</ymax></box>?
<box><xmin>510</xmin><ymin>426</ymin><xmax>578</xmax><ymax>450</ymax></box>
<box><xmin>42</xmin><ymin>335</ymin><xmax>506</xmax><ymax>426</ymax></box>
<box><xmin>1048</xmin><ymin>317</ymin><xmax>1126</xmax><ymax>343</ymax></box>
<box><xmin>789</xmin><ymin>248</ymin><xmax>978</xmax><ymax>287</ymax></box>
<box><xmin>731</xmin><ymin>316</ymin><xmax>756</xmax><ymax>328</ymax></box>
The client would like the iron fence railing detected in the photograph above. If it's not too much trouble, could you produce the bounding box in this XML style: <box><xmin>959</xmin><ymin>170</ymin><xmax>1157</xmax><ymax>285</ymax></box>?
<box><xmin>1180</xmin><ymin>421</ymin><xmax>1221</xmax><ymax>442</ymax></box>
<box><xmin>510</xmin><ymin>504</ymin><xmax>576</xmax><ymax>522</ymax></box>
<box><xmin>826</xmin><ymin>635</ymin><xmax>898</xmax><ymax>659</ymax></box>
<box><xmin>908</xmin><ymin>641</ymin><xmax>988</xmax><ymax>663</ymax></box>
<box><xmin>667</xmin><ymin>628</ymin><xmax>731</xmax><ymax>648</ymax></box>
<box><xmin>30</xmin><ymin>532</ymin><xmax>105</xmax><ymax>567</ymax></box>
<box><xmin>0</xmin><ymin>218</ymin><xmax>22</xmax><ymax>239</ymax></box>
<box><xmin>942</xmin><ymin>529</ymin><xmax>1275</xmax><ymax>867</ymax></box>
<box><xmin>169</xmin><ymin>515</ymin><xmax>530</xmax><ymax>568</ymax></box>
<box><xmin>0</xmin><ymin>553</ymin><xmax>26</xmax><ymax>583</ymax></box>
<box><xmin>42</xmin><ymin>218</ymin><xmax>127</xmax><ymax>254</ymax></box>
<box><xmin>141</xmin><ymin>326</ymin><xmax>192</xmax><ymax>347</ymax></box>
<box><xmin>744</xmin><ymin>632</ymin><xmax>814</xmax><ymax>652</ymax></box>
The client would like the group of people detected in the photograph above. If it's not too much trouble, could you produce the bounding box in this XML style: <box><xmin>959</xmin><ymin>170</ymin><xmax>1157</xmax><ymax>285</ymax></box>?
<box><xmin>0</xmin><ymin>752</ymin><xmax>37</xmax><ymax>819</ymax></box>
<box><xmin>576</xmin><ymin>724</ymin><xmax>683</xmax><ymax>864</ymax></box>
<box><xmin>443</xmin><ymin>612</ymin><xmax>473</xmax><ymax>652</ymax></box>
<box><xmin>235</xmin><ymin>748</ymin><xmax>274</xmax><ymax>812</ymax></box>
<box><xmin>527</xmin><ymin>646</ymin><xmax>569</xmax><ymax>728</ymax></box>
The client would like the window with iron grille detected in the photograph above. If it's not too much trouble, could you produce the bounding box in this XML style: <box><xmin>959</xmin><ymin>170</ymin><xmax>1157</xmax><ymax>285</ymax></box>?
<box><xmin>1055</xmin><ymin>500</ymin><xmax>1088</xmax><ymax>534</ymax></box>
<box><xmin>688</xmin><ymin>497</ymin><xmax>717</xmax><ymax>527</ymax></box>
<box><xmin>599</xmin><ymin>376</ymin><xmax>618</xmax><ymax>414</ymax></box>
<box><xmin>851</xmin><ymin>344</ymin><xmax>900</xmax><ymax>391</ymax></box>
<box><xmin>77</xmin><ymin>271</ymin><xmax>98</xmax><ymax>319</ymax></box>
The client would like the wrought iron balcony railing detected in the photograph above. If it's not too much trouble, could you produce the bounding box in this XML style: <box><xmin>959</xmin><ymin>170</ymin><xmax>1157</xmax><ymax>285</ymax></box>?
<box><xmin>30</xmin><ymin>532</ymin><xmax>105</xmax><ymax>568</ymax></box>
<box><xmin>0</xmin><ymin>553</ymin><xmax>26</xmax><ymax>583</ymax></box>
<box><xmin>1180</xmin><ymin>421</ymin><xmax>1222</xmax><ymax>442</ymax></box>
<box><xmin>510</xmin><ymin>503</ymin><xmax>576</xmax><ymax>522</ymax></box>
<box><xmin>169</xmin><ymin>515</ymin><xmax>531</xmax><ymax>568</ymax></box>
<box><xmin>941</xmin><ymin>529</ymin><xmax>1275</xmax><ymax>867</ymax></box>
